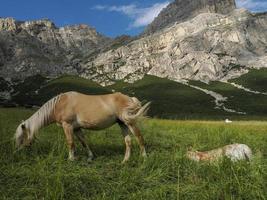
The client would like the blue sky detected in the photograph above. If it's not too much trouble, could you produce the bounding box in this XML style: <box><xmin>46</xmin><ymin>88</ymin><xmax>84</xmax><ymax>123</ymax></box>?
<box><xmin>0</xmin><ymin>0</ymin><xmax>266</xmax><ymax>37</ymax></box>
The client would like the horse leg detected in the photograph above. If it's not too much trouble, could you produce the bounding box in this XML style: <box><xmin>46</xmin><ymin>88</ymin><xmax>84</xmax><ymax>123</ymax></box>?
<box><xmin>128</xmin><ymin>124</ymin><xmax>147</xmax><ymax>158</ymax></box>
<box><xmin>62</xmin><ymin>122</ymin><xmax>76</xmax><ymax>161</ymax></box>
<box><xmin>74</xmin><ymin>129</ymin><xmax>94</xmax><ymax>162</ymax></box>
<box><xmin>119</xmin><ymin>123</ymin><xmax>132</xmax><ymax>163</ymax></box>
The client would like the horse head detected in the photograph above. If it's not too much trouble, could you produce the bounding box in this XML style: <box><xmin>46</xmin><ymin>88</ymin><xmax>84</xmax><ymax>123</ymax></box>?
<box><xmin>15</xmin><ymin>120</ymin><xmax>33</xmax><ymax>149</ymax></box>
<box><xmin>186</xmin><ymin>148</ymin><xmax>200</xmax><ymax>161</ymax></box>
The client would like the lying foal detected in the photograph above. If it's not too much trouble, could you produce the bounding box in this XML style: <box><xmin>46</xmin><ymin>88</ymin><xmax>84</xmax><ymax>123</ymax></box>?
<box><xmin>187</xmin><ymin>143</ymin><xmax>252</xmax><ymax>162</ymax></box>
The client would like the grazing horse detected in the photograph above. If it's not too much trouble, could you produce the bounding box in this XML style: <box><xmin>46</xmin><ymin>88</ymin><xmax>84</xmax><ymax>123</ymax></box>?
<box><xmin>15</xmin><ymin>91</ymin><xmax>150</xmax><ymax>163</ymax></box>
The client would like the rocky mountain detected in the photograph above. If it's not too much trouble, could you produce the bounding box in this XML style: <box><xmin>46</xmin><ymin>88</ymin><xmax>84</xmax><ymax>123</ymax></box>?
<box><xmin>0</xmin><ymin>18</ymin><xmax>110</xmax><ymax>80</ymax></box>
<box><xmin>0</xmin><ymin>1</ymin><xmax>266</xmax><ymax>89</ymax></box>
<box><xmin>81</xmin><ymin>9</ymin><xmax>267</xmax><ymax>86</ymax></box>
<box><xmin>143</xmin><ymin>0</ymin><xmax>237</xmax><ymax>35</ymax></box>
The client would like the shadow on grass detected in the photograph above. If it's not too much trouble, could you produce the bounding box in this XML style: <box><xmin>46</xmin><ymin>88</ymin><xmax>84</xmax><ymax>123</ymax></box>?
<box><xmin>90</xmin><ymin>143</ymin><xmax>125</xmax><ymax>157</ymax></box>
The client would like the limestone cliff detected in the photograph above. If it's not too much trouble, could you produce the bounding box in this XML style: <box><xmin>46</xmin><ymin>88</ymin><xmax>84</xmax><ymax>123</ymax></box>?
<box><xmin>0</xmin><ymin>18</ymin><xmax>110</xmax><ymax>80</ymax></box>
<box><xmin>0</xmin><ymin>4</ymin><xmax>266</xmax><ymax>89</ymax></box>
<box><xmin>80</xmin><ymin>9</ymin><xmax>267</xmax><ymax>86</ymax></box>
<box><xmin>143</xmin><ymin>0</ymin><xmax>236</xmax><ymax>35</ymax></box>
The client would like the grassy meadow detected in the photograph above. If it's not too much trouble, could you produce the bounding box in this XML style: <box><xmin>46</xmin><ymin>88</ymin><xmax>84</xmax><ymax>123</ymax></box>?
<box><xmin>1</xmin><ymin>69</ymin><xmax>267</xmax><ymax>199</ymax></box>
<box><xmin>0</xmin><ymin>108</ymin><xmax>266</xmax><ymax>200</ymax></box>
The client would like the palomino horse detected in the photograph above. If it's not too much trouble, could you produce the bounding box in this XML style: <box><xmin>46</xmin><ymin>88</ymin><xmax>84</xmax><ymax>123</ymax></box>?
<box><xmin>15</xmin><ymin>91</ymin><xmax>150</xmax><ymax>163</ymax></box>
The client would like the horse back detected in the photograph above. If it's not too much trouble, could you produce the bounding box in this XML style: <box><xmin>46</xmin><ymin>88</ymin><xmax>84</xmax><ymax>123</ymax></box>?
<box><xmin>54</xmin><ymin>91</ymin><xmax>131</xmax><ymax>127</ymax></box>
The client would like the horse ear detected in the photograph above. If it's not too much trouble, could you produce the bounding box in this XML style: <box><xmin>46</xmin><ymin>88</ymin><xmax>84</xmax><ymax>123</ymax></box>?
<box><xmin>187</xmin><ymin>146</ymin><xmax>193</xmax><ymax>151</ymax></box>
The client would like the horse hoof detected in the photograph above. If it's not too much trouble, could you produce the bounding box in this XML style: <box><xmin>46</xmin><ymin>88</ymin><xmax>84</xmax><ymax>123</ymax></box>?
<box><xmin>142</xmin><ymin>151</ymin><xmax>147</xmax><ymax>158</ymax></box>
<box><xmin>143</xmin><ymin>153</ymin><xmax>147</xmax><ymax>160</ymax></box>
<box><xmin>87</xmin><ymin>157</ymin><xmax>93</xmax><ymax>163</ymax></box>
<box><xmin>68</xmin><ymin>156</ymin><xmax>77</xmax><ymax>161</ymax></box>
<box><xmin>121</xmin><ymin>159</ymin><xmax>128</xmax><ymax>164</ymax></box>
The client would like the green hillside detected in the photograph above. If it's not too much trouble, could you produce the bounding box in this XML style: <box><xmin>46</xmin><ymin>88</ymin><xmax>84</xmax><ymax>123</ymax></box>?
<box><xmin>12</xmin><ymin>75</ymin><xmax>111</xmax><ymax>106</ymax></box>
<box><xmin>108</xmin><ymin>75</ymin><xmax>227</xmax><ymax>119</ymax></box>
<box><xmin>189</xmin><ymin>80</ymin><xmax>267</xmax><ymax>117</ymax></box>
<box><xmin>6</xmin><ymin>75</ymin><xmax>228</xmax><ymax>119</ymax></box>
<box><xmin>230</xmin><ymin>69</ymin><xmax>267</xmax><ymax>93</ymax></box>
<box><xmin>3</xmin><ymin>73</ymin><xmax>267</xmax><ymax>119</ymax></box>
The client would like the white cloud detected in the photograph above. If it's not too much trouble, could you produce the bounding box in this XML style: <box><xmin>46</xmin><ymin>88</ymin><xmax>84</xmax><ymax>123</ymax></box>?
<box><xmin>132</xmin><ymin>3</ymin><xmax>170</xmax><ymax>28</ymax></box>
<box><xmin>236</xmin><ymin>0</ymin><xmax>267</xmax><ymax>12</ymax></box>
<box><xmin>93</xmin><ymin>5</ymin><xmax>107</xmax><ymax>10</ymax></box>
<box><xmin>93</xmin><ymin>2</ymin><xmax>170</xmax><ymax>28</ymax></box>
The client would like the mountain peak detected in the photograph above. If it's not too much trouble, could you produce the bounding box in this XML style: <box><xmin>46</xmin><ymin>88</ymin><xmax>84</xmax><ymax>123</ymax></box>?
<box><xmin>0</xmin><ymin>17</ymin><xmax>17</xmax><ymax>31</ymax></box>
<box><xmin>21</xmin><ymin>18</ymin><xmax>56</xmax><ymax>29</ymax></box>
<box><xmin>143</xmin><ymin>0</ymin><xmax>236</xmax><ymax>35</ymax></box>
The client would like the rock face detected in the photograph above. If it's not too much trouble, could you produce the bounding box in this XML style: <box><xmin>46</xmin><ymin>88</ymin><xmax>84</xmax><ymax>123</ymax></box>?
<box><xmin>0</xmin><ymin>3</ymin><xmax>267</xmax><ymax>89</ymax></box>
<box><xmin>143</xmin><ymin>0</ymin><xmax>236</xmax><ymax>35</ymax></box>
<box><xmin>81</xmin><ymin>9</ymin><xmax>267</xmax><ymax>85</ymax></box>
<box><xmin>0</xmin><ymin>18</ymin><xmax>110</xmax><ymax>80</ymax></box>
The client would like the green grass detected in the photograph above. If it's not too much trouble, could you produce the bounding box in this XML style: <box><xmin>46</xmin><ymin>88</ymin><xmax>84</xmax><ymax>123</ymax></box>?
<box><xmin>230</xmin><ymin>69</ymin><xmax>267</xmax><ymax>93</ymax></box>
<box><xmin>36</xmin><ymin>75</ymin><xmax>111</xmax><ymax>99</ymax></box>
<box><xmin>4</xmin><ymin>74</ymin><xmax>267</xmax><ymax>119</ymax></box>
<box><xmin>12</xmin><ymin>75</ymin><xmax>111</xmax><ymax>106</ymax></box>
<box><xmin>0</xmin><ymin>108</ymin><xmax>266</xmax><ymax>199</ymax></box>
<box><xmin>11</xmin><ymin>75</ymin><xmax>48</xmax><ymax>105</ymax></box>
<box><xmin>8</xmin><ymin>75</ymin><xmax>230</xmax><ymax>119</ymax></box>
<box><xmin>108</xmin><ymin>75</ymin><xmax>228</xmax><ymax>119</ymax></box>
<box><xmin>189</xmin><ymin>80</ymin><xmax>267</xmax><ymax>117</ymax></box>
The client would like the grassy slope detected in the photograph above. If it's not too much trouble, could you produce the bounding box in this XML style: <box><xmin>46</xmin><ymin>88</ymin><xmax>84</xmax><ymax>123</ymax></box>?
<box><xmin>11</xmin><ymin>75</ymin><xmax>49</xmax><ymax>105</ymax></box>
<box><xmin>189</xmin><ymin>80</ymin><xmax>267</xmax><ymax>117</ymax></box>
<box><xmin>5</xmin><ymin>74</ymin><xmax>267</xmax><ymax>119</ymax></box>
<box><xmin>0</xmin><ymin>108</ymin><xmax>266</xmax><ymax>199</ymax></box>
<box><xmin>12</xmin><ymin>75</ymin><xmax>111</xmax><ymax>106</ymax></box>
<box><xmin>108</xmin><ymin>75</ymin><xmax>227</xmax><ymax>119</ymax></box>
<box><xmin>230</xmin><ymin>69</ymin><xmax>267</xmax><ymax>93</ymax></box>
<box><xmin>35</xmin><ymin>75</ymin><xmax>111</xmax><ymax>101</ymax></box>
<box><xmin>10</xmin><ymin>75</ymin><xmax>229</xmax><ymax>119</ymax></box>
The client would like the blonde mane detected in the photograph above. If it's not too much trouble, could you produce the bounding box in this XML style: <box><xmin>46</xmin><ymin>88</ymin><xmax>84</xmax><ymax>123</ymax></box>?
<box><xmin>25</xmin><ymin>94</ymin><xmax>61</xmax><ymax>139</ymax></box>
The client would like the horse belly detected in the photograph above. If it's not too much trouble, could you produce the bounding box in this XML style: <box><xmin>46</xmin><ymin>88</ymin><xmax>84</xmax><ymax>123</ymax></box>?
<box><xmin>77</xmin><ymin>115</ymin><xmax>117</xmax><ymax>130</ymax></box>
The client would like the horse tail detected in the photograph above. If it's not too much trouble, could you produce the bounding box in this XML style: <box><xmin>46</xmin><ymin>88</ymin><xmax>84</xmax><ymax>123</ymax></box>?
<box><xmin>121</xmin><ymin>97</ymin><xmax>151</xmax><ymax>124</ymax></box>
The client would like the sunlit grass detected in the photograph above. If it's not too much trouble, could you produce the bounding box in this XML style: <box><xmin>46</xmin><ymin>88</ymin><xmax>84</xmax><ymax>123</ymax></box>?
<box><xmin>0</xmin><ymin>108</ymin><xmax>266</xmax><ymax>199</ymax></box>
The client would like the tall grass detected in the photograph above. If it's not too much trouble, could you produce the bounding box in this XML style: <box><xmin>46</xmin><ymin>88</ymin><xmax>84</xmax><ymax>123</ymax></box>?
<box><xmin>0</xmin><ymin>108</ymin><xmax>266</xmax><ymax>199</ymax></box>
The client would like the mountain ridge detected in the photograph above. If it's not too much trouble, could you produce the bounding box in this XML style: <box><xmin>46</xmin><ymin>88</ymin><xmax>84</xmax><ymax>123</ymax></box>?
<box><xmin>80</xmin><ymin>9</ymin><xmax>267</xmax><ymax>86</ymax></box>
<box><xmin>0</xmin><ymin>17</ymin><xmax>111</xmax><ymax>80</ymax></box>
<box><xmin>143</xmin><ymin>0</ymin><xmax>237</xmax><ymax>35</ymax></box>
<box><xmin>0</xmin><ymin>2</ymin><xmax>266</xmax><ymax>87</ymax></box>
